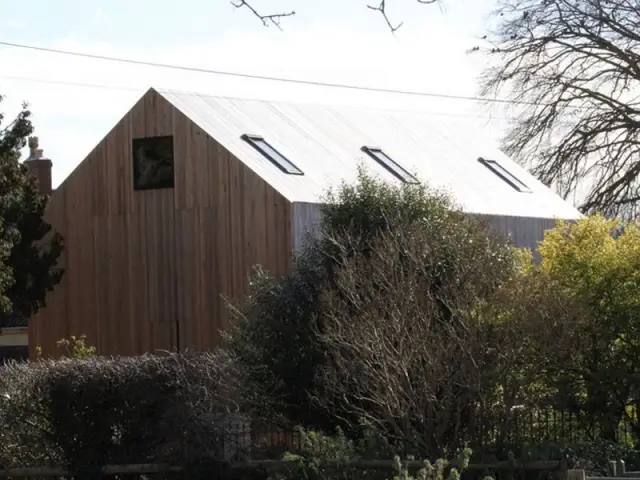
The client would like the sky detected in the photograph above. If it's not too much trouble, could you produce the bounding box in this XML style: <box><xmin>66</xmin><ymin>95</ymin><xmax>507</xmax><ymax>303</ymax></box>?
<box><xmin>0</xmin><ymin>0</ymin><xmax>509</xmax><ymax>188</ymax></box>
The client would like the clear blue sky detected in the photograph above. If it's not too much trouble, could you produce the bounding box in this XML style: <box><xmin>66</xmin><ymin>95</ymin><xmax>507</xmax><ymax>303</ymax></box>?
<box><xmin>0</xmin><ymin>0</ymin><xmax>501</xmax><ymax>186</ymax></box>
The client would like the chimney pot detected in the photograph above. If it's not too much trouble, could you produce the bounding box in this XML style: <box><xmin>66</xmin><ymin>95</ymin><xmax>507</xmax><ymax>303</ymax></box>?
<box><xmin>24</xmin><ymin>136</ymin><xmax>52</xmax><ymax>195</ymax></box>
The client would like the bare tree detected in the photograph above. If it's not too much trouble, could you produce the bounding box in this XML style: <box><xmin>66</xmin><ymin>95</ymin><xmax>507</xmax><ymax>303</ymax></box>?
<box><xmin>480</xmin><ymin>0</ymin><xmax>640</xmax><ymax>219</ymax></box>
<box><xmin>231</xmin><ymin>0</ymin><xmax>439</xmax><ymax>32</ymax></box>
<box><xmin>312</xmin><ymin>222</ymin><xmax>526</xmax><ymax>456</ymax></box>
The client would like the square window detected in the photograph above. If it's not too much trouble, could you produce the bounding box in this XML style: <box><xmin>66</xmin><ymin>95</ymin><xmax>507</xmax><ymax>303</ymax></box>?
<box><xmin>132</xmin><ymin>135</ymin><xmax>175</xmax><ymax>190</ymax></box>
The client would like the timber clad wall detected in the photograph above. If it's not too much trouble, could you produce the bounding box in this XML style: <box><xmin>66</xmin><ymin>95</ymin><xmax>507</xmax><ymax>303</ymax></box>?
<box><xmin>292</xmin><ymin>202</ymin><xmax>559</xmax><ymax>255</ymax></box>
<box><xmin>29</xmin><ymin>90</ymin><xmax>293</xmax><ymax>357</ymax></box>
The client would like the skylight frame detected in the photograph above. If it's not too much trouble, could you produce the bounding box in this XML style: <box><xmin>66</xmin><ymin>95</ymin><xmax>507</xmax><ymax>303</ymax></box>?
<box><xmin>241</xmin><ymin>134</ymin><xmax>304</xmax><ymax>176</ymax></box>
<box><xmin>361</xmin><ymin>146</ymin><xmax>420</xmax><ymax>184</ymax></box>
<box><xmin>478</xmin><ymin>157</ymin><xmax>532</xmax><ymax>193</ymax></box>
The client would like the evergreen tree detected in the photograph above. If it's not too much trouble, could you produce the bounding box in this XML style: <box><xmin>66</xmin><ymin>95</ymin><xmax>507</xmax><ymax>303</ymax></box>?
<box><xmin>0</xmin><ymin>94</ymin><xmax>63</xmax><ymax>326</ymax></box>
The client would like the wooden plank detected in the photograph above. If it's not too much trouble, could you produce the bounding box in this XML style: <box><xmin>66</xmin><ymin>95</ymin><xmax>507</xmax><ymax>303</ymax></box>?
<box><xmin>568</xmin><ymin>470</ymin><xmax>587</xmax><ymax>480</ymax></box>
<box><xmin>586</xmin><ymin>478</ymin><xmax>640</xmax><ymax>480</ymax></box>
<box><xmin>142</xmin><ymin>90</ymin><xmax>176</xmax><ymax>352</ymax></box>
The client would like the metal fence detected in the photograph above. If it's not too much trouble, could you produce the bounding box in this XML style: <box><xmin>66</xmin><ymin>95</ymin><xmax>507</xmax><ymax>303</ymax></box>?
<box><xmin>473</xmin><ymin>407</ymin><xmax>636</xmax><ymax>446</ymax></box>
<box><xmin>218</xmin><ymin>409</ymin><xmax>638</xmax><ymax>460</ymax></box>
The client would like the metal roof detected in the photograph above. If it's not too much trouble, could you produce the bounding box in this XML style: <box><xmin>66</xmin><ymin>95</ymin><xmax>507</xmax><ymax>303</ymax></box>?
<box><xmin>158</xmin><ymin>89</ymin><xmax>583</xmax><ymax>220</ymax></box>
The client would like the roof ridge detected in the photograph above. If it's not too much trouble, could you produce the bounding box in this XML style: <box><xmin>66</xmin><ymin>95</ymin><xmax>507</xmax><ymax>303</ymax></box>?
<box><xmin>152</xmin><ymin>87</ymin><xmax>472</xmax><ymax>116</ymax></box>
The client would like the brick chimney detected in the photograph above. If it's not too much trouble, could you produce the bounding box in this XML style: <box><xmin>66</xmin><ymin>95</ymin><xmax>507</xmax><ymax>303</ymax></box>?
<box><xmin>24</xmin><ymin>136</ymin><xmax>52</xmax><ymax>195</ymax></box>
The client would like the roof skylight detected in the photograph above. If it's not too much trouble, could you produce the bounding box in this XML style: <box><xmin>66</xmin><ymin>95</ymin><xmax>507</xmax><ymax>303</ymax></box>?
<box><xmin>478</xmin><ymin>157</ymin><xmax>532</xmax><ymax>193</ymax></box>
<box><xmin>241</xmin><ymin>134</ymin><xmax>304</xmax><ymax>175</ymax></box>
<box><xmin>361</xmin><ymin>146</ymin><xmax>419</xmax><ymax>184</ymax></box>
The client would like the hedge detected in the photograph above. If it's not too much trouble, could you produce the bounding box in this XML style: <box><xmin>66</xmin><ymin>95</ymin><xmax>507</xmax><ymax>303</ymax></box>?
<box><xmin>0</xmin><ymin>350</ymin><xmax>244</xmax><ymax>471</ymax></box>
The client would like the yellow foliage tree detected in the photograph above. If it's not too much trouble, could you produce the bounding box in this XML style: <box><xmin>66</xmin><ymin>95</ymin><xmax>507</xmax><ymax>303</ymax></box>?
<box><xmin>529</xmin><ymin>214</ymin><xmax>640</xmax><ymax>441</ymax></box>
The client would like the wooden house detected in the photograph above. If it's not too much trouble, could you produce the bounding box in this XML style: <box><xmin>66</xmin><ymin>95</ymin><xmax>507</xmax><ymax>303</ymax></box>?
<box><xmin>28</xmin><ymin>88</ymin><xmax>583</xmax><ymax>357</ymax></box>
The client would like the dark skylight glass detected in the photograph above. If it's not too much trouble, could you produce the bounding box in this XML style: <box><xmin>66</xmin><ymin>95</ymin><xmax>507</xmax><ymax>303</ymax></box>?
<box><xmin>478</xmin><ymin>157</ymin><xmax>532</xmax><ymax>192</ymax></box>
<box><xmin>241</xmin><ymin>134</ymin><xmax>304</xmax><ymax>175</ymax></box>
<box><xmin>361</xmin><ymin>146</ymin><xmax>419</xmax><ymax>184</ymax></box>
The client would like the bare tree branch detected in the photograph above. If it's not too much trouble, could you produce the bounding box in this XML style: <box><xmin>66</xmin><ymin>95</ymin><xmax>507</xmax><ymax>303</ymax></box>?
<box><xmin>367</xmin><ymin>1</ymin><xmax>404</xmax><ymax>33</ymax></box>
<box><xmin>311</xmin><ymin>221</ymin><xmax>528</xmax><ymax>456</ymax></box>
<box><xmin>231</xmin><ymin>0</ymin><xmax>439</xmax><ymax>33</ymax></box>
<box><xmin>479</xmin><ymin>0</ymin><xmax>640</xmax><ymax>220</ymax></box>
<box><xmin>368</xmin><ymin>0</ymin><xmax>440</xmax><ymax>32</ymax></box>
<box><xmin>231</xmin><ymin>0</ymin><xmax>296</xmax><ymax>30</ymax></box>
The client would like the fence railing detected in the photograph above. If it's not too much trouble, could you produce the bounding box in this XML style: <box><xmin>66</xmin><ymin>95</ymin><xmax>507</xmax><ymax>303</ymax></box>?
<box><xmin>219</xmin><ymin>409</ymin><xmax>638</xmax><ymax>460</ymax></box>
<box><xmin>472</xmin><ymin>407</ymin><xmax>636</xmax><ymax>446</ymax></box>
<box><xmin>569</xmin><ymin>460</ymin><xmax>640</xmax><ymax>480</ymax></box>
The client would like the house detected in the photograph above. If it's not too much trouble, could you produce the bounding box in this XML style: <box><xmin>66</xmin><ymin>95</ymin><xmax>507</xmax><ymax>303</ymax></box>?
<box><xmin>28</xmin><ymin>88</ymin><xmax>582</xmax><ymax>358</ymax></box>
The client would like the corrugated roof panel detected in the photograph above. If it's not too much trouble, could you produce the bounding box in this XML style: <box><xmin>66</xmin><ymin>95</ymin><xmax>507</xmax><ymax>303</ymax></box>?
<box><xmin>158</xmin><ymin>89</ymin><xmax>582</xmax><ymax>220</ymax></box>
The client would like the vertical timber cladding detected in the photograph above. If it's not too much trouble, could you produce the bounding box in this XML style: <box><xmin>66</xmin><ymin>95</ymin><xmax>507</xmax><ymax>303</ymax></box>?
<box><xmin>290</xmin><ymin>203</ymin><xmax>562</xmax><ymax>262</ymax></box>
<box><xmin>90</xmin><ymin>90</ymin><xmax>178</xmax><ymax>355</ymax></box>
<box><xmin>30</xmin><ymin>91</ymin><xmax>179</xmax><ymax>356</ymax></box>
<box><xmin>172</xmin><ymin>100</ymin><xmax>294</xmax><ymax>351</ymax></box>
<box><xmin>28</xmin><ymin>172</ymin><xmax>70</xmax><ymax>357</ymax></box>
<box><xmin>30</xmin><ymin>89</ymin><xmax>294</xmax><ymax>357</ymax></box>
<box><xmin>470</xmin><ymin>213</ymin><xmax>559</xmax><ymax>251</ymax></box>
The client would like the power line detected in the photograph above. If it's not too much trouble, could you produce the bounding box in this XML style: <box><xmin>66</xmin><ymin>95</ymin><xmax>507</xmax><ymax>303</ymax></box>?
<box><xmin>0</xmin><ymin>75</ymin><xmax>143</xmax><ymax>92</ymax></box>
<box><xmin>0</xmin><ymin>74</ymin><xmax>517</xmax><ymax>122</ymax></box>
<box><xmin>0</xmin><ymin>39</ymin><xmax>534</xmax><ymax>106</ymax></box>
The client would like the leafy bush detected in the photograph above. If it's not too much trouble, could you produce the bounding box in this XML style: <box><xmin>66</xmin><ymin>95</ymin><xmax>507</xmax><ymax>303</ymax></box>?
<box><xmin>226</xmin><ymin>168</ymin><xmax>526</xmax><ymax>454</ymax></box>
<box><xmin>0</xmin><ymin>350</ymin><xmax>245</xmax><ymax>470</ymax></box>
<box><xmin>34</xmin><ymin>334</ymin><xmax>97</xmax><ymax>360</ymax></box>
<box><xmin>55</xmin><ymin>334</ymin><xmax>97</xmax><ymax>359</ymax></box>
<box><xmin>495</xmin><ymin>215</ymin><xmax>640</xmax><ymax>442</ymax></box>
<box><xmin>269</xmin><ymin>428</ymin><xmax>474</xmax><ymax>480</ymax></box>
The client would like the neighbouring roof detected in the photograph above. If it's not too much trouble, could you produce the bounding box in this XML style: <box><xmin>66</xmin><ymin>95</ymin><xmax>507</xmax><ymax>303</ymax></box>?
<box><xmin>157</xmin><ymin>89</ymin><xmax>583</xmax><ymax>220</ymax></box>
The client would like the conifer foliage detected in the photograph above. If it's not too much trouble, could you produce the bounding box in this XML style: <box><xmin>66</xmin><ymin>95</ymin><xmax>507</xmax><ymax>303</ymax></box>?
<box><xmin>0</xmin><ymin>94</ymin><xmax>63</xmax><ymax>326</ymax></box>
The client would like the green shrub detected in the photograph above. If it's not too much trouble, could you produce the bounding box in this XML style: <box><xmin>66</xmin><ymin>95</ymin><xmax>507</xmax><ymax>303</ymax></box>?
<box><xmin>269</xmin><ymin>428</ymin><xmax>475</xmax><ymax>480</ymax></box>
<box><xmin>533</xmin><ymin>216</ymin><xmax>640</xmax><ymax>440</ymax></box>
<box><xmin>34</xmin><ymin>334</ymin><xmax>97</xmax><ymax>359</ymax></box>
<box><xmin>226</xmin><ymin>168</ymin><xmax>525</xmax><ymax>455</ymax></box>
<box><xmin>477</xmin><ymin>439</ymin><xmax>640</xmax><ymax>476</ymax></box>
<box><xmin>0</xmin><ymin>350</ymin><xmax>244</xmax><ymax>470</ymax></box>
